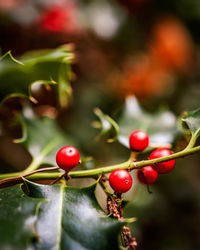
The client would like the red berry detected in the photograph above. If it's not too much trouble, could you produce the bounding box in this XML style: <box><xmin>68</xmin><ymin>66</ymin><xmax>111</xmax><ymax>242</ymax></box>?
<box><xmin>129</xmin><ymin>130</ymin><xmax>149</xmax><ymax>151</ymax></box>
<box><xmin>149</xmin><ymin>148</ymin><xmax>175</xmax><ymax>174</ymax></box>
<box><xmin>56</xmin><ymin>146</ymin><xmax>80</xmax><ymax>171</ymax></box>
<box><xmin>137</xmin><ymin>166</ymin><xmax>158</xmax><ymax>185</ymax></box>
<box><xmin>109</xmin><ymin>169</ymin><xmax>133</xmax><ymax>193</ymax></box>
<box><xmin>39</xmin><ymin>8</ymin><xmax>67</xmax><ymax>32</ymax></box>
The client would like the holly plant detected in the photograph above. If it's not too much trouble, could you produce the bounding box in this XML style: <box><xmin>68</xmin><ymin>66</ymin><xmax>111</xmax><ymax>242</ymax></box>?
<box><xmin>0</xmin><ymin>47</ymin><xmax>200</xmax><ymax>250</ymax></box>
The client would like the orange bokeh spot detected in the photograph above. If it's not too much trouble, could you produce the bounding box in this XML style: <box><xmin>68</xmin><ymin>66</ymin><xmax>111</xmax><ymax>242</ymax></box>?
<box><xmin>112</xmin><ymin>54</ymin><xmax>174</xmax><ymax>99</ymax></box>
<box><xmin>149</xmin><ymin>18</ymin><xmax>194</xmax><ymax>73</ymax></box>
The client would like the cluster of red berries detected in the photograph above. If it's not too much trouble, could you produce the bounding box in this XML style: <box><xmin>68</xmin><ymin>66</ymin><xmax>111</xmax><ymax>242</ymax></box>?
<box><xmin>56</xmin><ymin>130</ymin><xmax>175</xmax><ymax>194</ymax></box>
<box><xmin>109</xmin><ymin>130</ymin><xmax>175</xmax><ymax>193</ymax></box>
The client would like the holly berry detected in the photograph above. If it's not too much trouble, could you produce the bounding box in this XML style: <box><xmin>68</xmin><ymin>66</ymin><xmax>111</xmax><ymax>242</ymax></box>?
<box><xmin>56</xmin><ymin>146</ymin><xmax>80</xmax><ymax>171</ymax></box>
<box><xmin>137</xmin><ymin>166</ymin><xmax>158</xmax><ymax>185</ymax></box>
<box><xmin>39</xmin><ymin>8</ymin><xmax>67</xmax><ymax>32</ymax></box>
<box><xmin>149</xmin><ymin>148</ymin><xmax>175</xmax><ymax>174</ymax></box>
<box><xmin>109</xmin><ymin>169</ymin><xmax>133</xmax><ymax>193</ymax></box>
<box><xmin>129</xmin><ymin>130</ymin><xmax>149</xmax><ymax>151</ymax></box>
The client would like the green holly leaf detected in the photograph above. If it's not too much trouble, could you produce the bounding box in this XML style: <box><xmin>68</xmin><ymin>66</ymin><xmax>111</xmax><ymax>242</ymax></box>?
<box><xmin>16</xmin><ymin>111</ymin><xmax>75</xmax><ymax>169</ymax></box>
<box><xmin>181</xmin><ymin>108</ymin><xmax>200</xmax><ymax>136</ymax></box>
<box><xmin>0</xmin><ymin>184</ymin><xmax>43</xmax><ymax>250</ymax></box>
<box><xmin>118</xmin><ymin>96</ymin><xmax>177</xmax><ymax>148</ymax></box>
<box><xmin>94</xmin><ymin>96</ymin><xmax>177</xmax><ymax>149</ymax></box>
<box><xmin>25</xmin><ymin>180</ymin><xmax>133</xmax><ymax>250</ymax></box>
<box><xmin>0</xmin><ymin>46</ymin><xmax>73</xmax><ymax>107</ymax></box>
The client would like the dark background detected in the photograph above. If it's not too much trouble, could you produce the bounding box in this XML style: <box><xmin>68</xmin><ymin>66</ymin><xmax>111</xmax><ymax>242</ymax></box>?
<box><xmin>0</xmin><ymin>0</ymin><xmax>200</xmax><ymax>249</ymax></box>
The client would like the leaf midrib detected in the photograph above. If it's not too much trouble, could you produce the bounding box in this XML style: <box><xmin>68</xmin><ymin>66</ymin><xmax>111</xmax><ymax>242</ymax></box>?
<box><xmin>57</xmin><ymin>184</ymin><xmax>64</xmax><ymax>250</ymax></box>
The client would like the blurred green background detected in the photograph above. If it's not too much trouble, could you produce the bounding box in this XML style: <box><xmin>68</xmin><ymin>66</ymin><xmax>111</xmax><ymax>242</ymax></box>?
<box><xmin>0</xmin><ymin>0</ymin><xmax>200</xmax><ymax>249</ymax></box>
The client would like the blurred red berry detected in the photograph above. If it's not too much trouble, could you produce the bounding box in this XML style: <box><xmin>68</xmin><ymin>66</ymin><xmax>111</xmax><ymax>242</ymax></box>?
<box><xmin>38</xmin><ymin>5</ymin><xmax>78</xmax><ymax>33</ymax></box>
<box><xmin>39</xmin><ymin>8</ymin><xmax>66</xmax><ymax>32</ymax></box>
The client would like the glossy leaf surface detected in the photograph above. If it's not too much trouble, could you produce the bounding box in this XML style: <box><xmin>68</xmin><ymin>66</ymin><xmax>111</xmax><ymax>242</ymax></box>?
<box><xmin>25</xmin><ymin>180</ymin><xmax>126</xmax><ymax>250</ymax></box>
<box><xmin>0</xmin><ymin>185</ymin><xmax>43</xmax><ymax>250</ymax></box>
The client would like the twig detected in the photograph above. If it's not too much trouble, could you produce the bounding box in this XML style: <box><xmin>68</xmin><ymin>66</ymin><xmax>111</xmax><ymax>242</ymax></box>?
<box><xmin>0</xmin><ymin>144</ymin><xmax>200</xmax><ymax>183</ymax></box>
<box><xmin>0</xmin><ymin>166</ymin><xmax>59</xmax><ymax>188</ymax></box>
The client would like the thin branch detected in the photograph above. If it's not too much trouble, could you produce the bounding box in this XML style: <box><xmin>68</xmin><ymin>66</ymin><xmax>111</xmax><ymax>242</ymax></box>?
<box><xmin>0</xmin><ymin>145</ymin><xmax>200</xmax><ymax>183</ymax></box>
<box><xmin>0</xmin><ymin>166</ymin><xmax>59</xmax><ymax>188</ymax></box>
